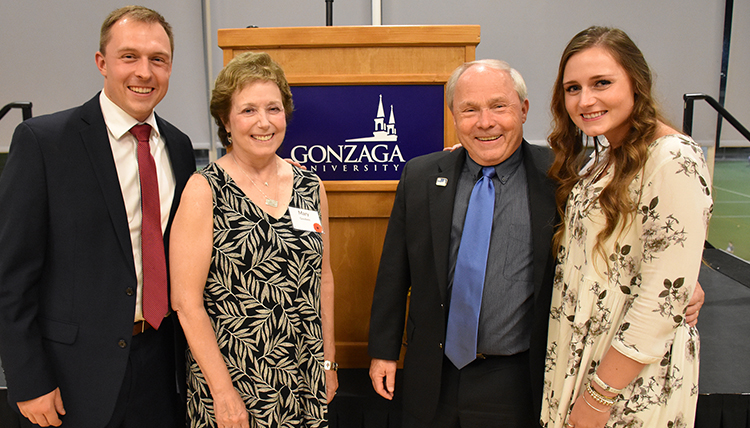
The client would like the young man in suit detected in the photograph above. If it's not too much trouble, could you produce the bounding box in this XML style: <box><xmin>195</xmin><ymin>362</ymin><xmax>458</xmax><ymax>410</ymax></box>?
<box><xmin>0</xmin><ymin>6</ymin><xmax>196</xmax><ymax>427</ymax></box>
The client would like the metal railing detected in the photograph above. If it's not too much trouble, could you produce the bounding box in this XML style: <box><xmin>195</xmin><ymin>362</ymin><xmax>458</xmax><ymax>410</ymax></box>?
<box><xmin>682</xmin><ymin>93</ymin><xmax>750</xmax><ymax>146</ymax></box>
<box><xmin>0</xmin><ymin>102</ymin><xmax>33</xmax><ymax>122</ymax></box>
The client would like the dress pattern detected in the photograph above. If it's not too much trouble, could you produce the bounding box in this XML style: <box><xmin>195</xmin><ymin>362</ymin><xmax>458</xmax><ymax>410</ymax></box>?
<box><xmin>542</xmin><ymin>135</ymin><xmax>713</xmax><ymax>428</ymax></box>
<box><xmin>187</xmin><ymin>162</ymin><xmax>327</xmax><ymax>428</ymax></box>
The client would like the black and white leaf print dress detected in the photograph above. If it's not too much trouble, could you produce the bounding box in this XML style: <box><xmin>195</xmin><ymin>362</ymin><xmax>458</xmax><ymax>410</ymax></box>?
<box><xmin>187</xmin><ymin>163</ymin><xmax>327</xmax><ymax>428</ymax></box>
<box><xmin>542</xmin><ymin>135</ymin><xmax>713</xmax><ymax>428</ymax></box>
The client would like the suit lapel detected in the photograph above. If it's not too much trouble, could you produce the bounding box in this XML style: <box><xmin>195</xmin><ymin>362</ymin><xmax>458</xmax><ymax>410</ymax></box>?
<box><xmin>156</xmin><ymin>115</ymin><xmax>186</xmax><ymax>221</ymax></box>
<box><xmin>428</xmin><ymin>149</ymin><xmax>466</xmax><ymax>301</ymax></box>
<box><xmin>78</xmin><ymin>95</ymin><xmax>135</xmax><ymax>276</ymax></box>
<box><xmin>522</xmin><ymin>142</ymin><xmax>557</xmax><ymax>301</ymax></box>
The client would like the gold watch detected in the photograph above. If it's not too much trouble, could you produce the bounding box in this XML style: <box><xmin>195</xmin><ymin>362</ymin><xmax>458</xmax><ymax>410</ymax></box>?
<box><xmin>324</xmin><ymin>360</ymin><xmax>338</xmax><ymax>371</ymax></box>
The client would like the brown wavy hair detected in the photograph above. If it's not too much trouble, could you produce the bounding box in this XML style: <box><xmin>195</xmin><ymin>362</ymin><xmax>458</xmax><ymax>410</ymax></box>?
<box><xmin>548</xmin><ymin>26</ymin><xmax>670</xmax><ymax>261</ymax></box>
<box><xmin>210</xmin><ymin>52</ymin><xmax>294</xmax><ymax>147</ymax></box>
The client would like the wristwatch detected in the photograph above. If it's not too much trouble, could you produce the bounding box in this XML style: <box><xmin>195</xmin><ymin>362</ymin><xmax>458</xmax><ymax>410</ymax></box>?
<box><xmin>324</xmin><ymin>360</ymin><xmax>338</xmax><ymax>371</ymax></box>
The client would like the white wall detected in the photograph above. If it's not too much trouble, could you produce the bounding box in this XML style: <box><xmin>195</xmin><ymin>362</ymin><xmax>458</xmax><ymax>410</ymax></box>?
<box><xmin>0</xmin><ymin>1</ymin><xmax>209</xmax><ymax>151</ymax></box>
<box><xmin>1</xmin><ymin>0</ymin><xmax>747</xmax><ymax>151</ymax></box>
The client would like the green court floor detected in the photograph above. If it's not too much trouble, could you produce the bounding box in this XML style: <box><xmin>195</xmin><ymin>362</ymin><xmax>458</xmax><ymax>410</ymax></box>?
<box><xmin>708</xmin><ymin>159</ymin><xmax>750</xmax><ymax>261</ymax></box>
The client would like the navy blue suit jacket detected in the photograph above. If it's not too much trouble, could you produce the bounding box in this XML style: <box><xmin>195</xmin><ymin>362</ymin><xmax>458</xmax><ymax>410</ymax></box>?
<box><xmin>0</xmin><ymin>94</ymin><xmax>195</xmax><ymax>426</ymax></box>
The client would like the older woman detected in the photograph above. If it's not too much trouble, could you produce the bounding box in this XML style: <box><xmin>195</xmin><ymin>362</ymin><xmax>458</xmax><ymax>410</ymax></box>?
<box><xmin>543</xmin><ymin>27</ymin><xmax>712</xmax><ymax>428</ymax></box>
<box><xmin>170</xmin><ymin>52</ymin><xmax>337</xmax><ymax>428</ymax></box>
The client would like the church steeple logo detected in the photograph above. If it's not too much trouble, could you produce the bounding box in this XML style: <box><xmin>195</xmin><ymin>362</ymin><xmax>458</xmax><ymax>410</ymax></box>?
<box><xmin>346</xmin><ymin>94</ymin><xmax>397</xmax><ymax>142</ymax></box>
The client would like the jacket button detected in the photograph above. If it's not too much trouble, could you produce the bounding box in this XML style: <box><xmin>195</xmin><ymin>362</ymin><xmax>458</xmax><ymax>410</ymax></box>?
<box><xmin>439</xmin><ymin>342</ymin><xmax>443</xmax><ymax>349</ymax></box>
<box><xmin>125</xmin><ymin>287</ymin><xmax>134</xmax><ymax>296</ymax></box>
<box><xmin>118</xmin><ymin>339</ymin><xmax>127</xmax><ymax>349</ymax></box>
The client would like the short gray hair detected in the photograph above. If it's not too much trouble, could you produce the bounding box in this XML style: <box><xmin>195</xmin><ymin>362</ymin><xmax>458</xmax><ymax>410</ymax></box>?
<box><xmin>445</xmin><ymin>59</ymin><xmax>528</xmax><ymax>111</ymax></box>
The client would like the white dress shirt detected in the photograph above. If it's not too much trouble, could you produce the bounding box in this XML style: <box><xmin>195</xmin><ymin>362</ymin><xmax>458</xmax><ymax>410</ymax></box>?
<box><xmin>99</xmin><ymin>91</ymin><xmax>176</xmax><ymax>322</ymax></box>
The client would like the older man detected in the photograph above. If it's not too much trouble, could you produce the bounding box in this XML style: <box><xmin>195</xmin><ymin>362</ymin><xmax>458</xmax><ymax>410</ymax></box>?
<box><xmin>0</xmin><ymin>6</ymin><xmax>195</xmax><ymax>427</ymax></box>
<box><xmin>368</xmin><ymin>60</ymin><xmax>557</xmax><ymax>427</ymax></box>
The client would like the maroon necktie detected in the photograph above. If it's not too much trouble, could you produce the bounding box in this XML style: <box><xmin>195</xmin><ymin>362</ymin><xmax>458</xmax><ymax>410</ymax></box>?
<box><xmin>130</xmin><ymin>124</ymin><xmax>168</xmax><ymax>329</ymax></box>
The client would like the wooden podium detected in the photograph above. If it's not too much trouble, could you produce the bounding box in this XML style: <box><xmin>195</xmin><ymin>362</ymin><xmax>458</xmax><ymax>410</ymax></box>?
<box><xmin>218</xmin><ymin>25</ymin><xmax>480</xmax><ymax>368</ymax></box>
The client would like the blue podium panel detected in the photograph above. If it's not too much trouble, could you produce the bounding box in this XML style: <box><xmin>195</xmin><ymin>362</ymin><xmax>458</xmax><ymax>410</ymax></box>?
<box><xmin>279</xmin><ymin>85</ymin><xmax>445</xmax><ymax>181</ymax></box>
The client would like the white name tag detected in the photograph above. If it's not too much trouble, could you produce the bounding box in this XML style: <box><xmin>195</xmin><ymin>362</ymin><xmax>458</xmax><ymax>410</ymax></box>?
<box><xmin>289</xmin><ymin>207</ymin><xmax>323</xmax><ymax>233</ymax></box>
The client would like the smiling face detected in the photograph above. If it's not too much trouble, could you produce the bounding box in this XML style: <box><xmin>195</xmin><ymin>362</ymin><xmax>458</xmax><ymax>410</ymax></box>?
<box><xmin>224</xmin><ymin>80</ymin><xmax>287</xmax><ymax>160</ymax></box>
<box><xmin>96</xmin><ymin>17</ymin><xmax>172</xmax><ymax>122</ymax></box>
<box><xmin>451</xmin><ymin>65</ymin><xmax>529</xmax><ymax>166</ymax></box>
<box><xmin>562</xmin><ymin>46</ymin><xmax>635</xmax><ymax>147</ymax></box>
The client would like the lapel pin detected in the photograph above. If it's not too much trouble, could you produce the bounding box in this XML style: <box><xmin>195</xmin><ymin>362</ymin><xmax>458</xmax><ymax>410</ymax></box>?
<box><xmin>436</xmin><ymin>177</ymin><xmax>448</xmax><ymax>187</ymax></box>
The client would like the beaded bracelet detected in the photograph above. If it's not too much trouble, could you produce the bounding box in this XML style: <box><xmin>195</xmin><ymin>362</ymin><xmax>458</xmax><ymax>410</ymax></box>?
<box><xmin>586</xmin><ymin>382</ymin><xmax>616</xmax><ymax>407</ymax></box>
<box><xmin>581</xmin><ymin>393</ymin><xmax>609</xmax><ymax>413</ymax></box>
<box><xmin>582</xmin><ymin>393</ymin><xmax>609</xmax><ymax>413</ymax></box>
<box><xmin>592</xmin><ymin>373</ymin><xmax>623</xmax><ymax>395</ymax></box>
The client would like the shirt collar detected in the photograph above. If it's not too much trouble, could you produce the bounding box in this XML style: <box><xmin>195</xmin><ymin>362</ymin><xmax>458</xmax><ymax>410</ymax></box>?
<box><xmin>99</xmin><ymin>91</ymin><xmax>161</xmax><ymax>140</ymax></box>
<box><xmin>464</xmin><ymin>144</ymin><xmax>524</xmax><ymax>184</ymax></box>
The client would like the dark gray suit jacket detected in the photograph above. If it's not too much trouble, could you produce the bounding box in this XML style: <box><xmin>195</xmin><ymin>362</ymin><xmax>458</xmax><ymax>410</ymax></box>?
<box><xmin>368</xmin><ymin>141</ymin><xmax>557</xmax><ymax>422</ymax></box>
<box><xmin>0</xmin><ymin>94</ymin><xmax>195</xmax><ymax>426</ymax></box>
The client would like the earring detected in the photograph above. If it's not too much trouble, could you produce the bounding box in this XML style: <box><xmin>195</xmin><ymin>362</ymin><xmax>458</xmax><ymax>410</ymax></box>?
<box><xmin>227</xmin><ymin>133</ymin><xmax>232</xmax><ymax>145</ymax></box>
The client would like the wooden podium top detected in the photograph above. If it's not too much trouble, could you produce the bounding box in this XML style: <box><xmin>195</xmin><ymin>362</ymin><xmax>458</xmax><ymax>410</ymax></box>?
<box><xmin>217</xmin><ymin>25</ymin><xmax>480</xmax><ymax>86</ymax></box>
<box><xmin>218</xmin><ymin>25</ymin><xmax>480</xmax><ymax>49</ymax></box>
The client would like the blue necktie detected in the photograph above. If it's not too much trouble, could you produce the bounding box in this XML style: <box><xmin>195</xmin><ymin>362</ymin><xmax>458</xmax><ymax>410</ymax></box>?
<box><xmin>445</xmin><ymin>166</ymin><xmax>496</xmax><ymax>369</ymax></box>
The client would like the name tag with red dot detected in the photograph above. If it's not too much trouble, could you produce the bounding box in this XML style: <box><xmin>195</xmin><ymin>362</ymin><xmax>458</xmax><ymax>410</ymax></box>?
<box><xmin>289</xmin><ymin>207</ymin><xmax>324</xmax><ymax>233</ymax></box>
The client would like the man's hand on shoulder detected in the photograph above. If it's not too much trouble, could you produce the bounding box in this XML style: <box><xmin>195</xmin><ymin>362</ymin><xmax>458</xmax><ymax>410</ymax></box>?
<box><xmin>686</xmin><ymin>281</ymin><xmax>705</xmax><ymax>327</ymax></box>
<box><xmin>17</xmin><ymin>387</ymin><xmax>65</xmax><ymax>427</ymax></box>
<box><xmin>443</xmin><ymin>143</ymin><xmax>462</xmax><ymax>152</ymax></box>
<box><xmin>369</xmin><ymin>358</ymin><xmax>397</xmax><ymax>400</ymax></box>
<box><xmin>283</xmin><ymin>158</ymin><xmax>305</xmax><ymax>169</ymax></box>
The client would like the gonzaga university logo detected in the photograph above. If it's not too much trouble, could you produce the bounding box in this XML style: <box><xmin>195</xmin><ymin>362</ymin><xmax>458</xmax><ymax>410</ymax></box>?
<box><xmin>292</xmin><ymin>94</ymin><xmax>404</xmax><ymax>173</ymax></box>
<box><xmin>279</xmin><ymin>85</ymin><xmax>444</xmax><ymax>180</ymax></box>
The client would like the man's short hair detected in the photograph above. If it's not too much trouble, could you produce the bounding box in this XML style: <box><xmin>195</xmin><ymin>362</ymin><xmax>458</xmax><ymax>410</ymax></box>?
<box><xmin>99</xmin><ymin>5</ymin><xmax>174</xmax><ymax>56</ymax></box>
<box><xmin>445</xmin><ymin>59</ymin><xmax>528</xmax><ymax>111</ymax></box>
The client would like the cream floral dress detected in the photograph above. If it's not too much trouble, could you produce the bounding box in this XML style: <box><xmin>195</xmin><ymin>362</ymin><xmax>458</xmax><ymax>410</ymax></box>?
<box><xmin>542</xmin><ymin>135</ymin><xmax>713</xmax><ymax>428</ymax></box>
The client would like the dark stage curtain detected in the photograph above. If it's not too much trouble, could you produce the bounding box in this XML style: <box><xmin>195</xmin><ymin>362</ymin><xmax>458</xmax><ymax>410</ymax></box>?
<box><xmin>696</xmin><ymin>394</ymin><xmax>750</xmax><ymax>428</ymax></box>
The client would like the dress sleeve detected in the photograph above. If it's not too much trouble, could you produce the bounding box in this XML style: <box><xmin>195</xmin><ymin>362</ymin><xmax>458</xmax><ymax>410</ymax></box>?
<box><xmin>612</xmin><ymin>136</ymin><xmax>712</xmax><ymax>363</ymax></box>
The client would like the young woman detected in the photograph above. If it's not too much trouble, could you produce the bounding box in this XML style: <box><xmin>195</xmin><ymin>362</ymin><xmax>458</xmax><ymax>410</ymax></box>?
<box><xmin>543</xmin><ymin>26</ymin><xmax>712</xmax><ymax>428</ymax></box>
